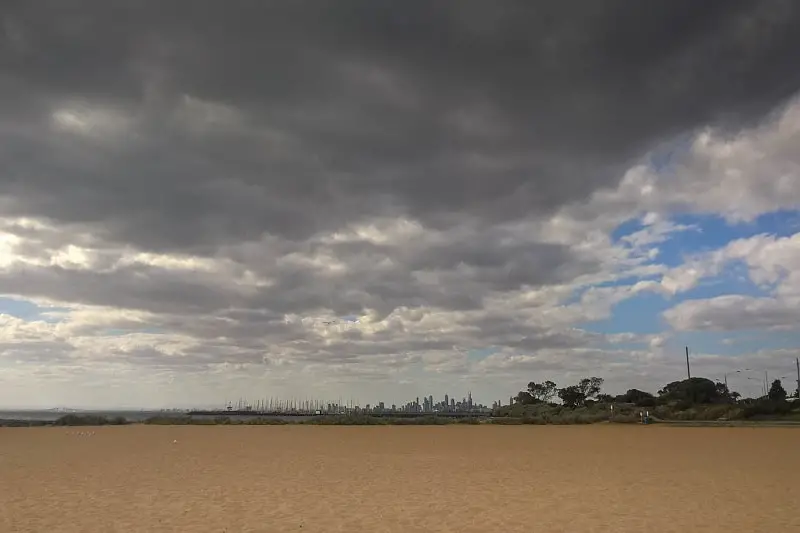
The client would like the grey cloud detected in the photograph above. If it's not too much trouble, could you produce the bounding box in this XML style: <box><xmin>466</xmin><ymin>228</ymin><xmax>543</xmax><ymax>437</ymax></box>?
<box><xmin>2</xmin><ymin>1</ymin><xmax>800</xmax><ymax>250</ymax></box>
<box><xmin>0</xmin><ymin>340</ymin><xmax>75</xmax><ymax>364</ymax></box>
<box><xmin>0</xmin><ymin>264</ymin><xmax>235</xmax><ymax>315</ymax></box>
<box><xmin>101</xmin><ymin>344</ymin><xmax>268</xmax><ymax>371</ymax></box>
<box><xmin>0</xmin><ymin>223</ymin><xmax>596</xmax><ymax>322</ymax></box>
<box><xmin>663</xmin><ymin>295</ymin><xmax>799</xmax><ymax>332</ymax></box>
<box><xmin>503</xmin><ymin>331</ymin><xmax>600</xmax><ymax>352</ymax></box>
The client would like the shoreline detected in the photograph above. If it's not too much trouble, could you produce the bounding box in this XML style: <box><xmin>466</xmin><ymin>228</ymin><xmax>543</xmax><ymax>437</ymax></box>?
<box><xmin>3</xmin><ymin>414</ymin><xmax>800</xmax><ymax>428</ymax></box>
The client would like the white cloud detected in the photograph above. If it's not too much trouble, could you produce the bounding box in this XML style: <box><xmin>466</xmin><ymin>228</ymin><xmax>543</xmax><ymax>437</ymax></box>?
<box><xmin>661</xmin><ymin>232</ymin><xmax>800</xmax><ymax>331</ymax></box>
<box><xmin>557</xmin><ymin>95</ymin><xmax>800</xmax><ymax>232</ymax></box>
<box><xmin>51</xmin><ymin>103</ymin><xmax>134</xmax><ymax>139</ymax></box>
<box><xmin>663</xmin><ymin>295</ymin><xmax>798</xmax><ymax>332</ymax></box>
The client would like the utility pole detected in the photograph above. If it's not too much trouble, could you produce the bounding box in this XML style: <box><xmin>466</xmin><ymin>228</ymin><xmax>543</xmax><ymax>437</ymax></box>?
<box><xmin>685</xmin><ymin>346</ymin><xmax>691</xmax><ymax>379</ymax></box>
<box><xmin>796</xmin><ymin>357</ymin><xmax>800</xmax><ymax>398</ymax></box>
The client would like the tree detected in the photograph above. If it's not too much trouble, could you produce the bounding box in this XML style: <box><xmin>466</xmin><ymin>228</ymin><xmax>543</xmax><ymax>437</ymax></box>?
<box><xmin>514</xmin><ymin>391</ymin><xmax>536</xmax><ymax>405</ymax></box>
<box><xmin>616</xmin><ymin>389</ymin><xmax>655</xmax><ymax>406</ymax></box>
<box><xmin>714</xmin><ymin>381</ymin><xmax>740</xmax><ymax>403</ymax></box>
<box><xmin>557</xmin><ymin>377</ymin><xmax>604</xmax><ymax>408</ymax></box>
<box><xmin>659</xmin><ymin>377</ymin><xmax>722</xmax><ymax>404</ymax></box>
<box><xmin>768</xmin><ymin>379</ymin><xmax>787</xmax><ymax>402</ymax></box>
<box><xmin>577</xmin><ymin>377</ymin><xmax>604</xmax><ymax>400</ymax></box>
<box><xmin>527</xmin><ymin>380</ymin><xmax>558</xmax><ymax>403</ymax></box>
<box><xmin>558</xmin><ymin>386</ymin><xmax>584</xmax><ymax>408</ymax></box>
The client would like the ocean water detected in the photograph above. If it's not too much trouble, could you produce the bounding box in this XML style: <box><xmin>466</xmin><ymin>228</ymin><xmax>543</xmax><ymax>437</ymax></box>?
<box><xmin>0</xmin><ymin>410</ymin><xmax>314</xmax><ymax>423</ymax></box>
<box><xmin>0</xmin><ymin>410</ymin><xmax>175</xmax><ymax>422</ymax></box>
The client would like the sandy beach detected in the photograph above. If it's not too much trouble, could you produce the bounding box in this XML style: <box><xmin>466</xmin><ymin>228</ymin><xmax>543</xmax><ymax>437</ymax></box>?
<box><xmin>1</xmin><ymin>425</ymin><xmax>797</xmax><ymax>532</ymax></box>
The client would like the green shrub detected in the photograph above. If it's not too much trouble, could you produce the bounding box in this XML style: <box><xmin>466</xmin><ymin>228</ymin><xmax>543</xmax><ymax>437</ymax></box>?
<box><xmin>0</xmin><ymin>419</ymin><xmax>51</xmax><ymax>427</ymax></box>
<box><xmin>53</xmin><ymin>414</ymin><xmax>129</xmax><ymax>426</ymax></box>
<box><xmin>490</xmin><ymin>417</ymin><xmax>524</xmax><ymax>425</ymax></box>
<box><xmin>245</xmin><ymin>417</ymin><xmax>289</xmax><ymax>425</ymax></box>
<box><xmin>144</xmin><ymin>416</ymin><xmax>191</xmax><ymax>425</ymax></box>
<box><xmin>742</xmin><ymin>399</ymin><xmax>792</xmax><ymax>419</ymax></box>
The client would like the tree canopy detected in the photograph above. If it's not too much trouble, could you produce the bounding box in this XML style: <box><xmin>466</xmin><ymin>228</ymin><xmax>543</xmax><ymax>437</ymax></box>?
<box><xmin>515</xmin><ymin>380</ymin><xmax>558</xmax><ymax>405</ymax></box>
<box><xmin>658</xmin><ymin>377</ymin><xmax>727</xmax><ymax>404</ymax></box>
<box><xmin>510</xmin><ymin>373</ymin><xmax>789</xmax><ymax>410</ymax></box>
<box><xmin>557</xmin><ymin>377</ymin><xmax>604</xmax><ymax>408</ymax></box>
<box><xmin>768</xmin><ymin>379</ymin><xmax>787</xmax><ymax>402</ymax></box>
<box><xmin>527</xmin><ymin>380</ymin><xmax>558</xmax><ymax>402</ymax></box>
<box><xmin>502</xmin><ymin>372</ymin><xmax>800</xmax><ymax>423</ymax></box>
<box><xmin>616</xmin><ymin>389</ymin><xmax>656</xmax><ymax>407</ymax></box>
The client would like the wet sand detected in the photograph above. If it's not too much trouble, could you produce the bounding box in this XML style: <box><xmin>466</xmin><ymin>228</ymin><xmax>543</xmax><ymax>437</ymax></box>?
<box><xmin>1</xmin><ymin>425</ymin><xmax>797</xmax><ymax>532</ymax></box>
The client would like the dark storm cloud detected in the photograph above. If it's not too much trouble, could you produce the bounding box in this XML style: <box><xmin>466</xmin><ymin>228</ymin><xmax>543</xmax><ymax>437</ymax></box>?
<box><xmin>0</xmin><ymin>264</ymin><xmax>234</xmax><ymax>315</ymax></box>
<box><xmin>2</xmin><ymin>0</ymin><xmax>800</xmax><ymax>250</ymax></box>
<box><xmin>0</xmin><ymin>218</ymin><xmax>595</xmax><ymax>321</ymax></box>
<box><xmin>240</xmin><ymin>235</ymin><xmax>597</xmax><ymax>319</ymax></box>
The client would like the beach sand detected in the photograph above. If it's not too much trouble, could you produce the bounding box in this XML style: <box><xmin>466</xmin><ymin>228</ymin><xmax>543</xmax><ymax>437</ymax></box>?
<box><xmin>1</xmin><ymin>424</ymin><xmax>797</xmax><ymax>532</ymax></box>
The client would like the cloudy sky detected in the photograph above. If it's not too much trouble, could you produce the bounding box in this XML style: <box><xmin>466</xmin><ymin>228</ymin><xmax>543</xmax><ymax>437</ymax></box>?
<box><xmin>1</xmin><ymin>1</ymin><xmax>800</xmax><ymax>409</ymax></box>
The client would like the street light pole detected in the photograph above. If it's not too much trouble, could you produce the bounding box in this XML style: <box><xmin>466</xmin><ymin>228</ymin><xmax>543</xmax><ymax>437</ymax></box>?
<box><xmin>741</xmin><ymin>368</ymin><xmax>768</xmax><ymax>397</ymax></box>
<box><xmin>722</xmin><ymin>369</ymin><xmax>743</xmax><ymax>391</ymax></box>
<box><xmin>746</xmin><ymin>377</ymin><xmax>764</xmax><ymax>398</ymax></box>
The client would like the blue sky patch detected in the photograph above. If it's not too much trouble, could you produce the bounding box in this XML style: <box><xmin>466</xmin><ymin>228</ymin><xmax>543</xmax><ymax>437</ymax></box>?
<box><xmin>588</xmin><ymin>209</ymin><xmax>798</xmax><ymax>340</ymax></box>
<box><xmin>655</xmin><ymin>210</ymin><xmax>799</xmax><ymax>266</ymax></box>
<box><xmin>610</xmin><ymin>217</ymin><xmax>645</xmax><ymax>244</ymax></box>
<box><xmin>612</xmin><ymin>210</ymin><xmax>798</xmax><ymax>266</ymax></box>
<box><xmin>581</xmin><ymin>291</ymin><xmax>671</xmax><ymax>335</ymax></box>
<box><xmin>0</xmin><ymin>297</ymin><xmax>68</xmax><ymax>323</ymax></box>
<box><xmin>467</xmin><ymin>347</ymin><xmax>497</xmax><ymax>360</ymax></box>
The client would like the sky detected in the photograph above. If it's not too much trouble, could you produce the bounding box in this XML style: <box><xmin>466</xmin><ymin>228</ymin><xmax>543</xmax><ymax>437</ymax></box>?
<box><xmin>1</xmin><ymin>1</ymin><xmax>800</xmax><ymax>409</ymax></box>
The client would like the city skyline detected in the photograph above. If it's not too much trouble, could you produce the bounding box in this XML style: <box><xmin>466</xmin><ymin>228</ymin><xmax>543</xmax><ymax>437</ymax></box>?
<box><xmin>218</xmin><ymin>390</ymin><xmax>490</xmax><ymax>414</ymax></box>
